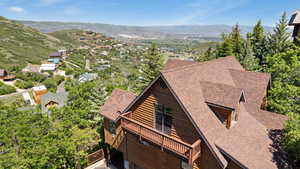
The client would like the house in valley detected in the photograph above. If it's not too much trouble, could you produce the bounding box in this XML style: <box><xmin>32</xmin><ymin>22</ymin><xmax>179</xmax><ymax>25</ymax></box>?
<box><xmin>32</xmin><ymin>85</ymin><xmax>48</xmax><ymax>104</ymax></box>
<box><xmin>0</xmin><ymin>69</ymin><xmax>15</xmax><ymax>81</ymax></box>
<box><xmin>100</xmin><ymin>56</ymin><xmax>288</xmax><ymax>169</ymax></box>
<box><xmin>41</xmin><ymin>91</ymin><xmax>68</xmax><ymax>113</ymax></box>
<box><xmin>78</xmin><ymin>73</ymin><xmax>98</xmax><ymax>83</ymax></box>
<box><xmin>289</xmin><ymin>10</ymin><xmax>300</xmax><ymax>41</ymax></box>
<box><xmin>0</xmin><ymin>69</ymin><xmax>8</xmax><ymax>79</ymax></box>
<box><xmin>22</xmin><ymin>64</ymin><xmax>41</xmax><ymax>73</ymax></box>
<box><xmin>40</xmin><ymin>63</ymin><xmax>56</xmax><ymax>72</ymax></box>
<box><xmin>49</xmin><ymin>51</ymin><xmax>63</xmax><ymax>59</ymax></box>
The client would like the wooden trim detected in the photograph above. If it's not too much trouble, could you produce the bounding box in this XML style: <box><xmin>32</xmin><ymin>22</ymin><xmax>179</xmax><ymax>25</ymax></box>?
<box><xmin>120</xmin><ymin>112</ymin><xmax>201</xmax><ymax>164</ymax></box>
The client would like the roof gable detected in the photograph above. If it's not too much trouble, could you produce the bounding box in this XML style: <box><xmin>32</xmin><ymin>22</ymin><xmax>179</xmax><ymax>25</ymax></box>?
<box><xmin>101</xmin><ymin>89</ymin><xmax>136</xmax><ymax>121</ymax></box>
<box><xmin>200</xmin><ymin>81</ymin><xmax>243</xmax><ymax>109</ymax></box>
<box><xmin>289</xmin><ymin>10</ymin><xmax>300</xmax><ymax>25</ymax></box>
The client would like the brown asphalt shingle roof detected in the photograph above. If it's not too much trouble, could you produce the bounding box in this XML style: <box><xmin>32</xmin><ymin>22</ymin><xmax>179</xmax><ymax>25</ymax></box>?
<box><xmin>163</xmin><ymin>59</ymin><xmax>197</xmax><ymax>71</ymax></box>
<box><xmin>100</xmin><ymin>89</ymin><xmax>136</xmax><ymax>121</ymax></box>
<box><xmin>101</xmin><ymin>56</ymin><xmax>287</xmax><ymax>169</ymax></box>
<box><xmin>200</xmin><ymin>81</ymin><xmax>243</xmax><ymax>109</ymax></box>
<box><xmin>161</xmin><ymin>56</ymin><xmax>287</xmax><ymax>169</ymax></box>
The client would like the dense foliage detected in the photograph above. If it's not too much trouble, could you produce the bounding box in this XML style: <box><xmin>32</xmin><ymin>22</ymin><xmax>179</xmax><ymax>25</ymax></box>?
<box><xmin>15</xmin><ymin>80</ymin><xmax>34</xmax><ymax>89</ymax></box>
<box><xmin>0</xmin><ymin>81</ymin><xmax>16</xmax><ymax>95</ymax></box>
<box><xmin>42</xmin><ymin>75</ymin><xmax>65</xmax><ymax>92</ymax></box>
<box><xmin>135</xmin><ymin>43</ymin><xmax>163</xmax><ymax>92</ymax></box>
<box><xmin>0</xmin><ymin>80</ymin><xmax>103</xmax><ymax>169</ymax></box>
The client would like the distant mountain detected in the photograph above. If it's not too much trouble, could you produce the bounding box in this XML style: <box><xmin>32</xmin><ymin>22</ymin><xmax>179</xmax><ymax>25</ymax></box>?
<box><xmin>0</xmin><ymin>17</ymin><xmax>62</xmax><ymax>69</ymax></box>
<box><xmin>18</xmin><ymin>20</ymin><xmax>273</xmax><ymax>41</ymax></box>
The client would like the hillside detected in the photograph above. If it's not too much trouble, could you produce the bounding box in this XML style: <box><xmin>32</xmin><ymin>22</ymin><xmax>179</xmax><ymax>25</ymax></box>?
<box><xmin>18</xmin><ymin>20</ymin><xmax>273</xmax><ymax>41</ymax></box>
<box><xmin>0</xmin><ymin>17</ymin><xmax>62</xmax><ymax>69</ymax></box>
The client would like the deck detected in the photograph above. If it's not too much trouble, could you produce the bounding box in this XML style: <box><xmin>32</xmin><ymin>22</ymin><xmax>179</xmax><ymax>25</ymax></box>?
<box><xmin>120</xmin><ymin>112</ymin><xmax>201</xmax><ymax>165</ymax></box>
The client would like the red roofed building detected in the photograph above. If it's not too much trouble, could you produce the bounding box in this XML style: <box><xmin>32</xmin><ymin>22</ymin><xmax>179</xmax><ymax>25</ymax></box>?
<box><xmin>100</xmin><ymin>56</ymin><xmax>288</xmax><ymax>169</ymax></box>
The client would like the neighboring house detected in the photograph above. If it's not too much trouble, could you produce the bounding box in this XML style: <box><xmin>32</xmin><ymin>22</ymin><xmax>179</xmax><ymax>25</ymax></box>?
<box><xmin>0</xmin><ymin>69</ymin><xmax>8</xmax><ymax>79</ymax></box>
<box><xmin>0</xmin><ymin>69</ymin><xmax>15</xmax><ymax>81</ymax></box>
<box><xmin>49</xmin><ymin>52</ymin><xmax>63</xmax><ymax>59</ymax></box>
<box><xmin>100</xmin><ymin>56</ymin><xmax>288</xmax><ymax>169</ymax></box>
<box><xmin>41</xmin><ymin>91</ymin><xmax>68</xmax><ymax>113</ymax></box>
<box><xmin>22</xmin><ymin>92</ymin><xmax>34</xmax><ymax>105</ymax></box>
<box><xmin>22</xmin><ymin>64</ymin><xmax>41</xmax><ymax>73</ymax></box>
<box><xmin>48</xmin><ymin>58</ymin><xmax>60</xmax><ymax>64</ymax></box>
<box><xmin>32</xmin><ymin>85</ymin><xmax>48</xmax><ymax>104</ymax></box>
<box><xmin>289</xmin><ymin>10</ymin><xmax>300</xmax><ymax>41</ymax></box>
<box><xmin>78</xmin><ymin>73</ymin><xmax>98</xmax><ymax>83</ymax></box>
<box><xmin>40</xmin><ymin>64</ymin><xmax>56</xmax><ymax>72</ymax></box>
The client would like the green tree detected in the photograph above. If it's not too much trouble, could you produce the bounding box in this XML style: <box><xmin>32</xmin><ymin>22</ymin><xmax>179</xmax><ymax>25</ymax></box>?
<box><xmin>282</xmin><ymin>112</ymin><xmax>300</xmax><ymax>167</ymax></box>
<box><xmin>266</xmin><ymin>45</ymin><xmax>300</xmax><ymax>114</ymax></box>
<box><xmin>216</xmin><ymin>33</ymin><xmax>234</xmax><ymax>58</ymax></box>
<box><xmin>248</xmin><ymin>20</ymin><xmax>268</xmax><ymax>64</ymax></box>
<box><xmin>240</xmin><ymin>39</ymin><xmax>261</xmax><ymax>71</ymax></box>
<box><xmin>230</xmin><ymin>24</ymin><xmax>244</xmax><ymax>61</ymax></box>
<box><xmin>194</xmin><ymin>47</ymin><xmax>216</xmax><ymax>62</ymax></box>
<box><xmin>268</xmin><ymin>12</ymin><xmax>292</xmax><ymax>55</ymax></box>
<box><xmin>136</xmin><ymin>43</ymin><xmax>163</xmax><ymax>92</ymax></box>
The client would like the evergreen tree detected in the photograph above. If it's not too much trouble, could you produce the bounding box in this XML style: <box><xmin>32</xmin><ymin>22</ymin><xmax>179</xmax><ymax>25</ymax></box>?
<box><xmin>216</xmin><ymin>33</ymin><xmax>234</xmax><ymax>58</ymax></box>
<box><xmin>194</xmin><ymin>47</ymin><xmax>216</xmax><ymax>62</ymax></box>
<box><xmin>241</xmin><ymin>39</ymin><xmax>261</xmax><ymax>71</ymax></box>
<box><xmin>136</xmin><ymin>43</ymin><xmax>163</xmax><ymax>92</ymax></box>
<box><xmin>230</xmin><ymin>24</ymin><xmax>244</xmax><ymax>61</ymax></box>
<box><xmin>248</xmin><ymin>20</ymin><xmax>268</xmax><ymax>64</ymax></box>
<box><xmin>282</xmin><ymin>112</ymin><xmax>300</xmax><ymax>168</ymax></box>
<box><xmin>266</xmin><ymin>45</ymin><xmax>300</xmax><ymax>114</ymax></box>
<box><xmin>268</xmin><ymin>12</ymin><xmax>292</xmax><ymax>55</ymax></box>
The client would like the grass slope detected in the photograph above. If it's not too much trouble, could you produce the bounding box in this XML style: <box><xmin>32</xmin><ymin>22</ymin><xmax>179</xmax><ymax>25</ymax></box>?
<box><xmin>0</xmin><ymin>16</ymin><xmax>62</xmax><ymax>69</ymax></box>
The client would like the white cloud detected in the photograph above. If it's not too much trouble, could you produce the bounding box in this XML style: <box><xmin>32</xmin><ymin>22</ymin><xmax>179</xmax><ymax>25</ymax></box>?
<box><xmin>7</xmin><ymin>6</ymin><xmax>25</xmax><ymax>13</ymax></box>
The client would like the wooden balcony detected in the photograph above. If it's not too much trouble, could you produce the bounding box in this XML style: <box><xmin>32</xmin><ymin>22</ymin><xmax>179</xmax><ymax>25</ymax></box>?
<box><xmin>120</xmin><ymin>112</ymin><xmax>201</xmax><ymax>165</ymax></box>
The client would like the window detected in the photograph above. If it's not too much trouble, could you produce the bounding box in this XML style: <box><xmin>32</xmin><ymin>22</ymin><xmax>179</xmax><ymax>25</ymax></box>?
<box><xmin>159</xmin><ymin>80</ymin><xmax>167</xmax><ymax>89</ymax></box>
<box><xmin>154</xmin><ymin>104</ymin><xmax>172</xmax><ymax>134</ymax></box>
<box><xmin>109</xmin><ymin>120</ymin><xmax>116</xmax><ymax>136</ymax></box>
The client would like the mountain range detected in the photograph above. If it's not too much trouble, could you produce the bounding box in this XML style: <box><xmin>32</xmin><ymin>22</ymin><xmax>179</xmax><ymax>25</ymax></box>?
<box><xmin>18</xmin><ymin>20</ymin><xmax>273</xmax><ymax>41</ymax></box>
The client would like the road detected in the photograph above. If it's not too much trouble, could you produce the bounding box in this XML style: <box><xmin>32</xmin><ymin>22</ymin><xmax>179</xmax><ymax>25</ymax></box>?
<box><xmin>0</xmin><ymin>89</ymin><xmax>30</xmax><ymax>99</ymax></box>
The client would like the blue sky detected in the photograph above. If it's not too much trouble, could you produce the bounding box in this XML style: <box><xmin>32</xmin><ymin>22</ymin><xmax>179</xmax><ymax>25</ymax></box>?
<box><xmin>0</xmin><ymin>0</ymin><xmax>298</xmax><ymax>26</ymax></box>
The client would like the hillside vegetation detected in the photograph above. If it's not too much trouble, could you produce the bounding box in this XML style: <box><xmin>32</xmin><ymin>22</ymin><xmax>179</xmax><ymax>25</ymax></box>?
<box><xmin>0</xmin><ymin>17</ymin><xmax>61</xmax><ymax>69</ymax></box>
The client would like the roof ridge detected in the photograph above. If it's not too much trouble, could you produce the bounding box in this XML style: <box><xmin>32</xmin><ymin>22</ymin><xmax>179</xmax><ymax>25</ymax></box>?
<box><xmin>162</xmin><ymin>56</ymin><xmax>237</xmax><ymax>74</ymax></box>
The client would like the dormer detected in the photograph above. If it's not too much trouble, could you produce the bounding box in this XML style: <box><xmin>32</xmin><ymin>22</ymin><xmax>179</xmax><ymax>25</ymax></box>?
<box><xmin>200</xmin><ymin>81</ymin><xmax>245</xmax><ymax>128</ymax></box>
<box><xmin>289</xmin><ymin>10</ymin><xmax>300</xmax><ymax>42</ymax></box>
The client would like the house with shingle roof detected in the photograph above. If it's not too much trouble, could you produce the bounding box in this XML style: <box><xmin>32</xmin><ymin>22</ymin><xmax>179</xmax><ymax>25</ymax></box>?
<box><xmin>0</xmin><ymin>69</ymin><xmax>8</xmax><ymax>79</ymax></box>
<box><xmin>289</xmin><ymin>10</ymin><xmax>300</xmax><ymax>40</ymax></box>
<box><xmin>41</xmin><ymin>91</ymin><xmax>68</xmax><ymax>113</ymax></box>
<box><xmin>100</xmin><ymin>56</ymin><xmax>288</xmax><ymax>169</ymax></box>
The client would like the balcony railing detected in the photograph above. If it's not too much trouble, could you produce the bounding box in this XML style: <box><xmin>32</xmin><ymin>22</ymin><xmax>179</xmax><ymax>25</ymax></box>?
<box><xmin>120</xmin><ymin>112</ymin><xmax>201</xmax><ymax>165</ymax></box>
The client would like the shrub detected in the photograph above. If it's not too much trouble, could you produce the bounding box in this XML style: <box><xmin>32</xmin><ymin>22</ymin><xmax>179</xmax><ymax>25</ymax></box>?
<box><xmin>42</xmin><ymin>75</ymin><xmax>65</xmax><ymax>92</ymax></box>
<box><xmin>16</xmin><ymin>72</ymin><xmax>46</xmax><ymax>83</ymax></box>
<box><xmin>0</xmin><ymin>82</ymin><xmax>16</xmax><ymax>95</ymax></box>
<box><xmin>15</xmin><ymin>80</ymin><xmax>33</xmax><ymax>89</ymax></box>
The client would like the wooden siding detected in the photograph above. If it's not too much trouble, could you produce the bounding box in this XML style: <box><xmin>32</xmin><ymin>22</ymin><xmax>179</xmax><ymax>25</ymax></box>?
<box><xmin>104</xmin><ymin>118</ymin><xmax>123</xmax><ymax>148</ymax></box>
<box><xmin>129</xmin><ymin>78</ymin><xmax>200</xmax><ymax>144</ymax></box>
<box><xmin>199</xmin><ymin>143</ymin><xmax>223</xmax><ymax>169</ymax></box>
<box><xmin>120</xmin><ymin>132</ymin><xmax>182</xmax><ymax>169</ymax></box>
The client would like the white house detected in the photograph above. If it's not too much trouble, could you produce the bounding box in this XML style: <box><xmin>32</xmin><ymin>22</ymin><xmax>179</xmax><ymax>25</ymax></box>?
<box><xmin>40</xmin><ymin>64</ymin><xmax>56</xmax><ymax>72</ymax></box>
<box><xmin>22</xmin><ymin>92</ymin><xmax>34</xmax><ymax>105</ymax></box>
